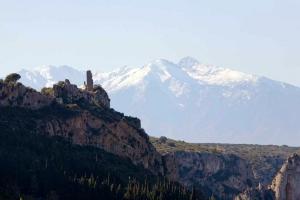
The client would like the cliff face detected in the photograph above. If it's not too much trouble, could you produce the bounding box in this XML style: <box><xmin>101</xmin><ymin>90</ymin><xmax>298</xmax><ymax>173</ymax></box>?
<box><xmin>0</xmin><ymin>78</ymin><xmax>162</xmax><ymax>175</ymax></box>
<box><xmin>163</xmin><ymin>151</ymin><xmax>256</xmax><ymax>199</ymax></box>
<box><xmin>271</xmin><ymin>153</ymin><xmax>300</xmax><ymax>200</ymax></box>
<box><xmin>235</xmin><ymin>153</ymin><xmax>300</xmax><ymax>200</ymax></box>
<box><xmin>151</xmin><ymin>137</ymin><xmax>300</xmax><ymax>199</ymax></box>
<box><xmin>38</xmin><ymin>110</ymin><xmax>162</xmax><ymax>174</ymax></box>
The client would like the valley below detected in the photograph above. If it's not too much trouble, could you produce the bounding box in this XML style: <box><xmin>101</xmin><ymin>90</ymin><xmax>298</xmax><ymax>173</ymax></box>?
<box><xmin>151</xmin><ymin>137</ymin><xmax>300</xmax><ymax>199</ymax></box>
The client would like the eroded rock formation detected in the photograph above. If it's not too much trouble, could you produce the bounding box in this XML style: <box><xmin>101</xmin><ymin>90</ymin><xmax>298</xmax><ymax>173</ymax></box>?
<box><xmin>163</xmin><ymin>151</ymin><xmax>256</xmax><ymax>199</ymax></box>
<box><xmin>45</xmin><ymin>79</ymin><xmax>110</xmax><ymax>108</ymax></box>
<box><xmin>271</xmin><ymin>153</ymin><xmax>300</xmax><ymax>200</ymax></box>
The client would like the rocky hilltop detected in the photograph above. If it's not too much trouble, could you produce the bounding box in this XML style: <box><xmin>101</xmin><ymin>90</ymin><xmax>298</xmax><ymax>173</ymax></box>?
<box><xmin>0</xmin><ymin>73</ymin><xmax>52</xmax><ymax>109</ymax></box>
<box><xmin>0</xmin><ymin>73</ymin><xmax>110</xmax><ymax>110</ymax></box>
<box><xmin>0</xmin><ymin>73</ymin><xmax>163</xmax><ymax>175</ymax></box>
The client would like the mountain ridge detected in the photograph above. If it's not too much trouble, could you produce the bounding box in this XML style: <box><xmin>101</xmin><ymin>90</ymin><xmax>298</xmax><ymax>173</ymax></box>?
<box><xmin>1</xmin><ymin>72</ymin><xmax>300</xmax><ymax>199</ymax></box>
<box><xmin>16</xmin><ymin>57</ymin><xmax>300</xmax><ymax>145</ymax></box>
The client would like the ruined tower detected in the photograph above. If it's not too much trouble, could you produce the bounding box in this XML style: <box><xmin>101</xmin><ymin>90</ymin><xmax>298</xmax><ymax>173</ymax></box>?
<box><xmin>86</xmin><ymin>70</ymin><xmax>93</xmax><ymax>91</ymax></box>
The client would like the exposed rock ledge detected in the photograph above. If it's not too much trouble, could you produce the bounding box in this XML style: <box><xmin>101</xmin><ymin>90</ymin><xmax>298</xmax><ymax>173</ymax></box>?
<box><xmin>163</xmin><ymin>151</ymin><xmax>256</xmax><ymax>200</ymax></box>
<box><xmin>0</xmin><ymin>78</ymin><xmax>110</xmax><ymax>109</ymax></box>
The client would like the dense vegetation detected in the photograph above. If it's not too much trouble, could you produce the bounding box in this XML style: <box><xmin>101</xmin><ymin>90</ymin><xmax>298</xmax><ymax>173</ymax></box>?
<box><xmin>0</xmin><ymin>106</ymin><xmax>204</xmax><ymax>200</ymax></box>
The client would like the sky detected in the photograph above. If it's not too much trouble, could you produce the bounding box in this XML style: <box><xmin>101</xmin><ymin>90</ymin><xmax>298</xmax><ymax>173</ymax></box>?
<box><xmin>1</xmin><ymin>0</ymin><xmax>300</xmax><ymax>86</ymax></box>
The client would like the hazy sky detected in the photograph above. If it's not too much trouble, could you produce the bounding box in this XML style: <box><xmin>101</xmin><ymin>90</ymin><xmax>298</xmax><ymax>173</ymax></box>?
<box><xmin>1</xmin><ymin>0</ymin><xmax>300</xmax><ymax>86</ymax></box>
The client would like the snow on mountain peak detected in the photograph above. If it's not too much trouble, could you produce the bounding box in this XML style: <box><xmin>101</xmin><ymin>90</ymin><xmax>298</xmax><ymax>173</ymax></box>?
<box><xmin>14</xmin><ymin>59</ymin><xmax>300</xmax><ymax>145</ymax></box>
<box><xmin>182</xmin><ymin>63</ymin><xmax>258</xmax><ymax>85</ymax></box>
<box><xmin>97</xmin><ymin>66</ymin><xmax>151</xmax><ymax>92</ymax></box>
<box><xmin>97</xmin><ymin>59</ymin><xmax>192</xmax><ymax>94</ymax></box>
<box><xmin>17</xmin><ymin>58</ymin><xmax>260</xmax><ymax>93</ymax></box>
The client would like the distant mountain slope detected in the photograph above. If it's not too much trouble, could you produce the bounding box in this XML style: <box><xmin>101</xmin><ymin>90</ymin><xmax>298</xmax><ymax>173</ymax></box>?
<box><xmin>17</xmin><ymin>57</ymin><xmax>300</xmax><ymax>145</ymax></box>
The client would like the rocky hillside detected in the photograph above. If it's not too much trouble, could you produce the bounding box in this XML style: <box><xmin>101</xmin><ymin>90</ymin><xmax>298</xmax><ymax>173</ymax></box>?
<box><xmin>151</xmin><ymin>137</ymin><xmax>300</xmax><ymax>199</ymax></box>
<box><xmin>0</xmin><ymin>74</ymin><xmax>163</xmax><ymax>175</ymax></box>
<box><xmin>163</xmin><ymin>151</ymin><xmax>255</xmax><ymax>199</ymax></box>
<box><xmin>0</xmin><ymin>107</ymin><xmax>202</xmax><ymax>200</ymax></box>
<box><xmin>0</xmin><ymin>73</ymin><xmax>209</xmax><ymax>199</ymax></box>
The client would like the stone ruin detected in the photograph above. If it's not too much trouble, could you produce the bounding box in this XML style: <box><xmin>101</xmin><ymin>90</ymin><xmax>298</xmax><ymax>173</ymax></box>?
<box><xmin>0</xmin><ymin>71</ymin><xmax>110</xmax><ymax>109</ymax></box>
<box><xmin>52</xmin><ymin>70</ymin><xmax>110</xmax><ymax>108</ymax></box>
<box><xmin>85</xmin><ymin>70</ymin><xmax>93</xmax><ymax>91</ymax></box>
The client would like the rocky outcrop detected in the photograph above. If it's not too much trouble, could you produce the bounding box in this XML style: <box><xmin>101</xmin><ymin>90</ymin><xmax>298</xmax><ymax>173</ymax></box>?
<box><xmin>0</xmin><ymin>77</ymin><xmax>110</xmax><ymax>109</ymax></box>
<box><xmin>0</xmin><ymin>80</ymin><xmax>53</xmax><ymax>109</ymax></box>
<box><xmin>163</xmin><ymin>151</ymin><xmax>256</xmax><ymax>199</ymax></box>
<box><xmin>49</xmin><ymin>79</ymin><xmax>110</xmax><ymax>108</ymax></box>
<box><xmin>0</xmin><ymin>75</ymin><xmax>162</xmax><ymax>175</ymax></box>
<box><xmin>270</xmin><ymin>153</ymin><xmax>300</xmax><ymax>200</ymax></box>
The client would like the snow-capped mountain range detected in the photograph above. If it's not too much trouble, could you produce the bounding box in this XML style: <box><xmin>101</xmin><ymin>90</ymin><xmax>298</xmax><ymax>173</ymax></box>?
<box><xmin>16</xmin><ymin>57</ymin><xmax>300</xmax><ymax>145</ymax></box>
